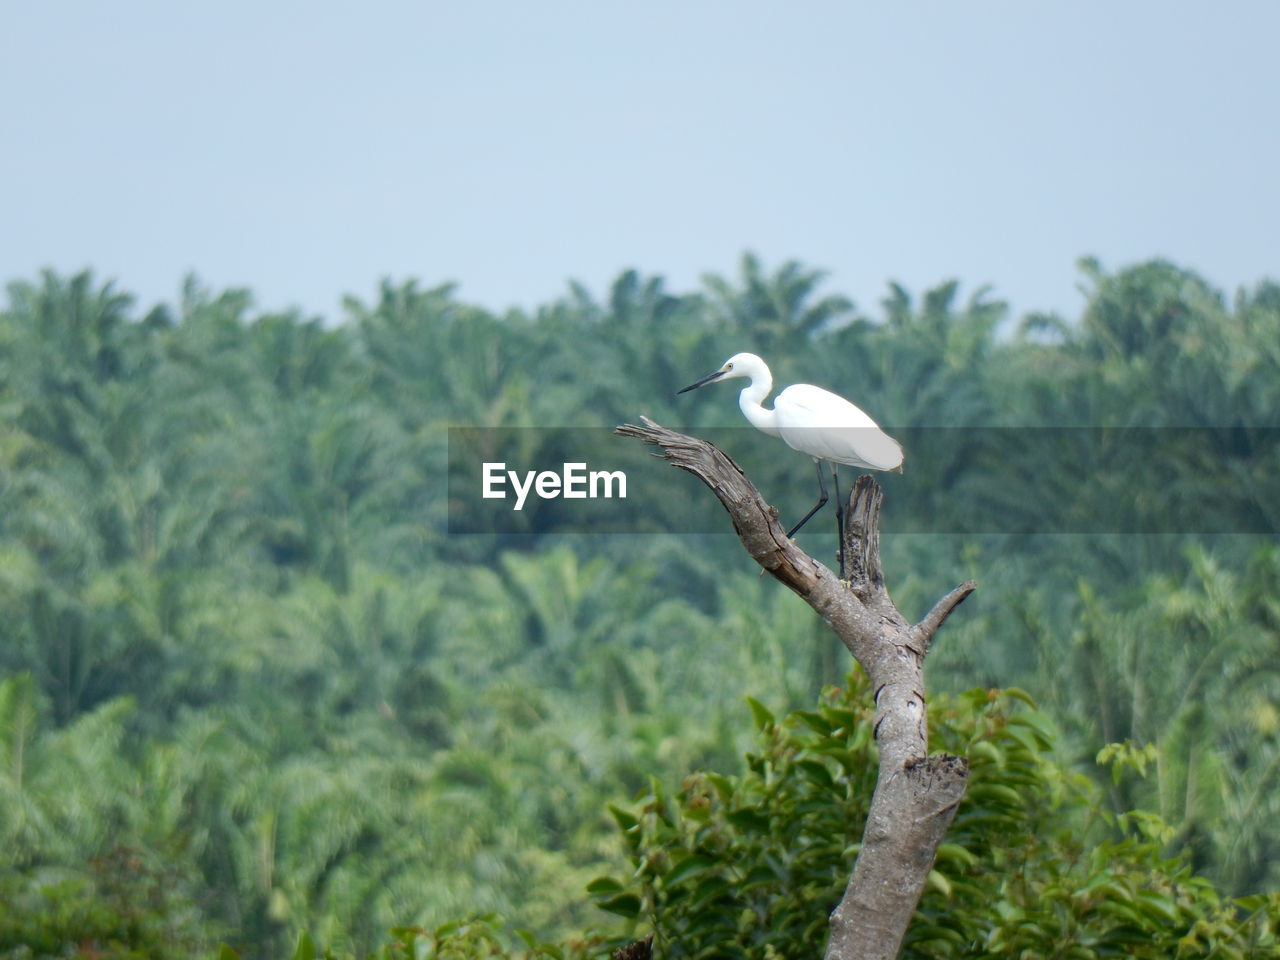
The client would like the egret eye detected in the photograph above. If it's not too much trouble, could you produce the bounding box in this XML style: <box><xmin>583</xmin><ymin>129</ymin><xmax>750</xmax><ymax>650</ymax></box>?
<box><xmin>726</xmin><ymin>363</ymin><xmax>734</xmax><ymax>370</ymax></box>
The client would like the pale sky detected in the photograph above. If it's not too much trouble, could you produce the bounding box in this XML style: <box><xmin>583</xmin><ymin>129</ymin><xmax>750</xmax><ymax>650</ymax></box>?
<box><xmin>3</xmin><ymin>1</ymin><xmax>1276</xmax><ymax>323</ymax></box>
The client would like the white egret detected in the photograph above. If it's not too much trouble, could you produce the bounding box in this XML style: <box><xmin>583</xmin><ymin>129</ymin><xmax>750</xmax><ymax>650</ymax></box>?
<box><xmin>678</xmin><ymin>352</ymin><xmax>902</xmax><ymax>539</ymax></box>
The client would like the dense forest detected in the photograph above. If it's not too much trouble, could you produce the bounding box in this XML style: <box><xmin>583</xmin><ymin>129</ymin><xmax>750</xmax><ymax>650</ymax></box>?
<box><xmin>1</xmin><ymin>256</ymin><xmax>1278</xmax><ymax>958</ymax></box>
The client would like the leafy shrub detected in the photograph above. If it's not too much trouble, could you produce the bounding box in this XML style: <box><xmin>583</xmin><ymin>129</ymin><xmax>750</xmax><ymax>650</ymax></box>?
<box><xmin>589</xmin><ymin>672</ymin><xmax>1280</xmax><ymax>959</ymax></box>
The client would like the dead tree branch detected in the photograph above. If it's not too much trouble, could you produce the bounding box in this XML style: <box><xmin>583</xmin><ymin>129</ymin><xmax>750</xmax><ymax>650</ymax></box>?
<box><xmin>616</xmin><ymin>417</ymin><xmax>973</xmax><ymax>960</ymax></box>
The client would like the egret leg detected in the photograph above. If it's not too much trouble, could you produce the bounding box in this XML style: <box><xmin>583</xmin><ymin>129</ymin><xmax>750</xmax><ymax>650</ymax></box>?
<box><xmin>787</xmin><ymin>459</ymin><xmax>829</xmax><ymax>538</ymax></box>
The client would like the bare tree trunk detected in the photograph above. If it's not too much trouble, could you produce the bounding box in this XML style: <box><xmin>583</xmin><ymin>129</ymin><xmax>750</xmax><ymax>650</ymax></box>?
<box><xmin>616</xmin><ymin>419</ymin><xmax>973</xmax><ymax>960</ymax></box>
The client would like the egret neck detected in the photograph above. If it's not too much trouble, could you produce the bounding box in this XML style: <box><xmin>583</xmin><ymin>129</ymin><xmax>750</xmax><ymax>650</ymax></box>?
<box><xmin>734</xmin><ymin>357</ymin><xmax>782</xmax><ymax>439</ymax></box>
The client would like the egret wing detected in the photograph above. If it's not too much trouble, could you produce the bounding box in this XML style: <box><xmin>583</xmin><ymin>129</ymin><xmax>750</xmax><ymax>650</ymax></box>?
<box><xmin>774</xmin><ymin>384</ymin><xmax>903</xmax><ymax>470</ymax></box>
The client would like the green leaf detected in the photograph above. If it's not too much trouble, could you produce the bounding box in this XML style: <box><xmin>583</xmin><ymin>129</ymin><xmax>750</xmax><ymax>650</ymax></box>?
<box><xmin>797</xmin><ymin>758</ymin><xmax>834</xmax><ymax>787</ymax></box>
<box><xmin>934</xmin><ymin>842</ymin><xmax>978</xmax><ymax>869</ymax></box>
<box><xmin>1135</xmin><ymin>889</ymin><xmax>1179</xmax><ymax>922</ymax></box>
<box><xmin>389</xmin><ymin>927</ymin><xmax>426</xmax><ymax>941</ymax></box>
<box><xmin>746</xmin><ymin>696</ymin><xmax>776</xmax><ymax>730</ymax></box>
<box><xmin>595</xmin><ymin>892</ymin><xmax>642</xmax><ymax>918</ymax></box>
<box><xmin>926</xmin><ymin>868</ymin><xmax>953</xmax><ymax>897</ymax></box>
<box><xmin>1004</xmin><ymin>722</ymin><xmax>1049</xmax><ymax>756</ymax></box>
<box><xmin>741</xmin><ymin>864</ymin><xmax>778</xmax><ymax>888</ymax></box>
<box><xmin>910</xmin><ymin>923</ymin><xmax>965</xmax><ymax>945</ymax></box>
<box><xmin>664</xmin><ymin>854</ymin><xmax>717</xmax><ymax>888</ymax></box>
<box><xmin>794</xmin><ymin>710</ymin><xmax>833</xmax><ymax>734</ymax></box>
<box><xmin>1093</xmin><ymin>900</ymin><xmax>1143</xmax><ymax>925</ymax></box>
<box><xmin>726</xmin><ymin>807</ymin><xmax>770</xmax><ymax>833</ymax></box>
<box><xmin>586</xmin><ymin>876</ymin><xmax>624</xmax><ymax>894</ymax></box>
<box><xmin>969</xmin><ymin>740</ymin><xmax>1004</xmax><ymax>764</ymax></box>
<box><xmin>609</xmin><ymin>804</ymin><xmax>639</xmax><ymax>831</ymax></box>
<box><xmin>1233</xmin><ymin>893</ymin><xmax>1269</xmax><ymax>912</ymax></box>
<box><xmin>967</xmin><ymin>782</ymin><xmax>1023</xmax><ymax>807</ymax></box>
<box><xmin>1003</xmin><ymin>687</ymin><xmax>1038</xmax><ymax>707</ymax></box>
<box><xmin>683</xmin><ymin>803</ymin><xmax>711</xmax><ymax>823</ymax></box>
<box><xmin>1007</xmin><ymin>709</ymin><xmax>1056</xmax><ymax>738</ymax></box>
<box><xmin>822</xmin><ymin>707</ymin><xmax>857</xmax><ymax>729</ymax></box>
<box><xmin>688</xmin><ymin>874</ymin><xmax>731</xmax><ymax>909</ymax></box>
<box><xmin>292</xmin><ymin>931</ymin><xmax>317</xmax><ymax>960</ymax></box>
<box><xmin>705</xmin><ymin>772</ymin><xmax>735</xmax><ymax>800</ymax></box>
<box><xmin>810</xmin><ymin>744</ymin><xmax>864</xmax><ymax>774</ymax></box>
<box><xmin>1075</xmin><ymin>871</ymin><xmax>1116</xmax><ymax>896</ymax></box>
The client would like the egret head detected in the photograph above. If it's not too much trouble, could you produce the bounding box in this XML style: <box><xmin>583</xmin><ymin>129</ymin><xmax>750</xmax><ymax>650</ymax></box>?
<box><xmin>677</xmin><ymin>352</ymin><xmax>767</xmax><ymax>394</ymax></box>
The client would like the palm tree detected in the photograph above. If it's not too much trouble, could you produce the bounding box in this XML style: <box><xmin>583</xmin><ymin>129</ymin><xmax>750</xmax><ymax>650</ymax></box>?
<box><xmin>702</xmin><ymin>253</ymin><xmax>855</xmax><ymax>358</ymax></box>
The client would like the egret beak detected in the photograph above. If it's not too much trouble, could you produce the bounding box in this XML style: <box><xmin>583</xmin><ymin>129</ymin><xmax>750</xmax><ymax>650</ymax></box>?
<box><xmin>677</xmin><ymin>368</ymin><xmax>727</xmax><ymax>395</ymax></box>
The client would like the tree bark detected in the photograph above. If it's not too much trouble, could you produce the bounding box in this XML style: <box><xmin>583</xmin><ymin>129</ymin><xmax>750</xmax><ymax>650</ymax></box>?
<box><xmin>616</xmin><ymin>418</ymin><xmax>974</xmax><ymax>960</ymax></box>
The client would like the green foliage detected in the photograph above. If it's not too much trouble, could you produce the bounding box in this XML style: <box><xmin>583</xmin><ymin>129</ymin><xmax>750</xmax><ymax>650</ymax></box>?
<box><xmin>1</xmin><ymin>257</ymin><xmax>1278</xmax><ymax>954</ymax></box>
<box><xmin>1028</xmin><ymin>545</ymin><xmax>1280</xmax><ymax>893</ymax></box>
<box><xmin>239</xmin><ymin>919</ymin><xmax>609</xmax><ymax>960</ymax></box>
<box><xmin>378</xmin><ymin>918</ymin><xmax>607</xmax><ymax>960</ymax></box>
<box><xmin>0</xmin><ymin>848</ymin><xmax>213</xmax><ymax>959</ymax></box>
<box><xmin>593</xmin><ymin>675</ymin><xmax>1280</xmax><ymax>959</ymax></box>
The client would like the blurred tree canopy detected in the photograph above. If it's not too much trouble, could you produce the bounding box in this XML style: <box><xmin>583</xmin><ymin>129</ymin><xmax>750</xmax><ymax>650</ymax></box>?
<box><xmin>0</xmin><ymin>255</ymin><xmax>1277</xmax><ymax>957</ymax></box>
